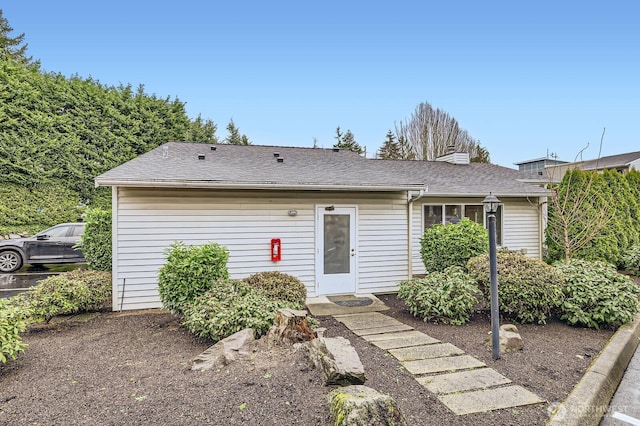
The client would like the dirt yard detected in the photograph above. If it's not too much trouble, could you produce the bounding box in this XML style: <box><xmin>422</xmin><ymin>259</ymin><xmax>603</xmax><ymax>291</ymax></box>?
<box><xmin>0</xmin><ymin>294</ymin><xmax>615</xmax><ymax>425</ymax></box>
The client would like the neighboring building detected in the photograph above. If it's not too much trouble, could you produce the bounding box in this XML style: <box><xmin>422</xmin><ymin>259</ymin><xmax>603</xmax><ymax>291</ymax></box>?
<box><xmin>514</xmin><ymin>157</ymin><xmax>568</xmax><ymax>176</ymax></box>
<box><xmin>545</xmin><ymin>150</ymin><xmax>640</xmax><ymax>182</ymax></box>
<box><xmin>95</xmin><ymin>142</ymin><xmax>551</xmax><ymax>311</ymax></box>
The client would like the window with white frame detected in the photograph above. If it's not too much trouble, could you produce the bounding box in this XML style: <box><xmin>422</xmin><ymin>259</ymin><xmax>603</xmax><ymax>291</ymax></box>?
<box><xmin>423</xmin><ymin>204</ymin><xmax>502</xmax><ymax>245</ymax></box>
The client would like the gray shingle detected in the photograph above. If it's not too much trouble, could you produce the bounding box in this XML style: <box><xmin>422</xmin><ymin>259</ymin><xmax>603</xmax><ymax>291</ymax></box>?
<box><xmin>95</xmin><ymin>142</ymin><xmax>549</xmax><ymax>196</ymax></box>
<box><xmin>577</xmin><ymin>151</ymin><xmax>640</xmax><ymax>171</ymax></box>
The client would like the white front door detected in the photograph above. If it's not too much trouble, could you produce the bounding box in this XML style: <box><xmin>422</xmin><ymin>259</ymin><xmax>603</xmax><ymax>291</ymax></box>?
<box><xmin>316</xmin><ymin>206</ymin><xmax>357</xmax><ymax>295</ymax></box>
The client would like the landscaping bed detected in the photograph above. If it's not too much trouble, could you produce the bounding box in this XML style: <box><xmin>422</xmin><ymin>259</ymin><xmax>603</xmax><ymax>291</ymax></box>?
<box><xmin>0</xmin><ymin>293</ymin><xmax>616</xmax><ymax>425</ymax></box>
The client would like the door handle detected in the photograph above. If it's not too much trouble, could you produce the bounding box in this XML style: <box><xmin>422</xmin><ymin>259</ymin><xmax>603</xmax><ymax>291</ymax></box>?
<box><xmin>351</xmin><ymin>248</ymin><xmax>355</xmax><ymax>256</ymax></box>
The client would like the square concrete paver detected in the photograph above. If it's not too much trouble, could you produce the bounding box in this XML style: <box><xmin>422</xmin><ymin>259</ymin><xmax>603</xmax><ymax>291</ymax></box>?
<box><xmin>402</xmin><ymin>355</ymin><xmax>485</xmax><ymax>375</ymax></box>
<box><xmin>334</xmin><ymin>312</ymin><xmax>403</xmax><ymax>330</ymax></box>
<box><xmin>361</xmin><ymin>330</ymin><xmax>429</xmax><ymax>342</ymax></box>
<box><xmin>390</xmin><ymin>343</ymin><xmax>464</xmax><ymax>361</ymax></box>
<box><xmin>438</xmin><ymin>385</ymin><xmax>545</xmax><ymax>415</ymax></box>
<box><xmin>368</xmin><ymin>333</ymin><xmax>440</xmax><ymax>350</ymax></box>
<box><xmin>352</xmin><ymin>324</ymin><xmax>414</xmax><ymax>336</ymax></box>
<box><xmin>416</xmin><ymin>368</ymin><xmax>511</xmax><ymax>394</ymax></box>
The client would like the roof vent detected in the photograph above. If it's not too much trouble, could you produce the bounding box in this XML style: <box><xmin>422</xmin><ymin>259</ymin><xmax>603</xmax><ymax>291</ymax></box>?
<box><xmin>273</xmin><ymin>152</ymin><xmax>280</xmax><ymax>157</ymax></box>
<box><xmin>276</xmin><ymin>157</ymin><xmax>284</xmax><ymax>163</ymax></box>
<box><xmin>197</xmin><ymin>153</ymin><xmax>205</xmax><ymax>160</ymax></box>
<box><xmin>332</xmin><ymin>148</ymin><xmax>340</xmax><ymax>152</ymax></box>
<box><xmin>210</xmin><ymin>146</ymin><xmax>217</xmax><ymax>151</ymax></box>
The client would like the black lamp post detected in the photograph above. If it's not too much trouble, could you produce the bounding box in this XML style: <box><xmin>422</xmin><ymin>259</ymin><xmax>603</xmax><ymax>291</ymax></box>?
<box><xmin>483</xmin><ymin>193</ymin><xmax>501</xmax><ymax>360</ymax></box>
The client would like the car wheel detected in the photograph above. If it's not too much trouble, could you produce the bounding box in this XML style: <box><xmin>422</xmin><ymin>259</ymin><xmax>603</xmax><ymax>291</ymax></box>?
<box><xmin>0</xmin><ymin>250</ymin><xmax>23</xmax><ymax>273</ymax></box>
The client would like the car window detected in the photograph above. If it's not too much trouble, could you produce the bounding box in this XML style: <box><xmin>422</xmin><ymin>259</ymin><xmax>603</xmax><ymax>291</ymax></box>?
<box><xmin>44</xmin><ymin>226</ymin><xmax>71</xmax><ymax>238</ymax></box>
<box><xmin>71</xmin><ymin>225</ymin><xmax>85</xmax><ymax>237</ymax></box>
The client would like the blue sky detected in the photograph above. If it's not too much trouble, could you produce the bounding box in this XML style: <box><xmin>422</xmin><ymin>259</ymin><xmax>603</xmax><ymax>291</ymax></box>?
<box><xmin>4</xmin><ymin>1</ymin><xmax>638</xmax><ymax>167</ymax></box>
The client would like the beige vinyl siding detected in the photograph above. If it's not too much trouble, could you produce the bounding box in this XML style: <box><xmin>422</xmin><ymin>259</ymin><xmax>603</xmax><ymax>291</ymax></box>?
<box><xmin>410</xmin><ymin>197</ymin><xmax>542</xmax><ymax>277</ymax></box>
<box><xmin>502</xmin><ymin>199</ymin><xmax>541</xmax><ymax>259</ymax></box>
<box><xmin>113</xmin><ymin>188</ymin><xmax>409</xmax><ymax>310</ymax></box>
<box><xmin>356</xmin><ymin>202</ymin><xmax>408</xmax><ymax>294</ymax></box>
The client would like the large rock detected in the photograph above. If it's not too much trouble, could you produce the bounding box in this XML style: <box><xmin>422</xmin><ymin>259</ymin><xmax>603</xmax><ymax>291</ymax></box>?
<box><xmin>328</xmin><ymin>385</ymin><xmax>404</xmax><ymax>426</ymax></box>
<box><xmin>486</xmin><ymin>324</ymin><xmax>524</xmax><ymax>353</ymax></box>
<box><xmin>192</xmin><ymin>328</ymin><xmax>255</xmax><ymax>371</ymax></box>
<box><xmin>306</xmin><ymin>337</ymin><xmax>365</xmax><ymax>385</ymax></box>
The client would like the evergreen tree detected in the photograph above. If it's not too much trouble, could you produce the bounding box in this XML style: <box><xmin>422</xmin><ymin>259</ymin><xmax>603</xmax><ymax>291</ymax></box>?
<box><xmin>0</xmin><ymin>9</ymin><xmax>33</xmax><ymax>64</ymax></box>
<box><xmin>0</xmin><ymin>58</ymin><xmax>218</xmax><ymax>234</ymax></box>
<box><xmin>546</xmin><ymin>169</ymin><xmax>617</xmax><ymax>264</ymax></box>
<box><xmin>470</xmin><ymin>144</ymin><xmax>491</xmax><ymax>163</ymax></box>
<box><xmin>333</xmin><ymin>126</ymin><xmax>364</xmax><ymax>154</ymax></box>
<box><xmin>186</xmin><ymin>114</ymin><xmax>218</xmax><ymax>142</ymax></box>
<box><xmin>224</xmin><ymin>119</ymin><xmax>251</xmax><ymax>145</ymax></box>
<box><xmin>378</xmin><ymin>130</ymin><xmax>401</xmax><ymax>159</ymax></box>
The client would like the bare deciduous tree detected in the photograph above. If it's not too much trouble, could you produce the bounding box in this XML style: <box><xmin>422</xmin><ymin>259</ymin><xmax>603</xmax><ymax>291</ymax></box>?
<box><xmin>545</xmin><ymin>129</ymin><xmax>617</xmax><ymax>262</ymax></box>
<box><xmin>394</xmin><ymin>102</ymin><xmax>483</xmax><ymax>161</ymax></box>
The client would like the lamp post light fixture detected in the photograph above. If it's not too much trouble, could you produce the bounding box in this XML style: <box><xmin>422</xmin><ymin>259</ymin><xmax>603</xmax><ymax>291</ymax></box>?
<box><xmin>483</xmin><ymin>193</ymin><xmax>501</xmax><ymax>360</ymax></box>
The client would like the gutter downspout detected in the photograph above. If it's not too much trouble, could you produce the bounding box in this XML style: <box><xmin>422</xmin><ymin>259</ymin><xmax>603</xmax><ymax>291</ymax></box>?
<box><xmin>407</xmin><ymin>187</ymin><xmax>428</xmax><ymax>279</ymax></box>
<box><xmin>539</xmin><ymin>196</ymin><xmax>547</xmax><ymax>260</ymax></box>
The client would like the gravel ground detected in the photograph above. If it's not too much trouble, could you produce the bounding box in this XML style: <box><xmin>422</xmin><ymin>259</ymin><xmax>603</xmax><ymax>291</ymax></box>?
<box><xmin>0</xmin><ymin>294</ymin><xmax>615</xmax><ymax>425</ymax></box>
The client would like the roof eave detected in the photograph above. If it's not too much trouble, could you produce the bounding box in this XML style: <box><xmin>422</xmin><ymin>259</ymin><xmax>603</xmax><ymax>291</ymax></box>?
<box><xmin>423</xmin><ymin>191</ymin><xmax>552</xmax><ymax>197</ymax></box>
<box><xmin>94</xmin><ymin>178</ymin><xmax>426</xmax><ymax>192</ymax></box>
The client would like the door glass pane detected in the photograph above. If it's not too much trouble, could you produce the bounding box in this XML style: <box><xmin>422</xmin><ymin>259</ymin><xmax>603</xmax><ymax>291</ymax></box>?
<box><xmin>324</xmin><ymin>214</ymin><xmax>350</xmax><ymax>274</ymax></box>
<box><xmin>464</xmin><ymin>205</ymin><xmax>484</xmax><ymax>224</ymax></box>
<box><xmin>424</xmin><ymin>205</ymin><xmax>443</xmax><ymax>228</ymax></box>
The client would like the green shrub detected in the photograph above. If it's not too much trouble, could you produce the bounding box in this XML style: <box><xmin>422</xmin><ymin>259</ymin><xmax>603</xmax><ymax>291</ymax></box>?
<box><xmin>420</xmin><ymin>218</ymin><xmax>488</xmax><ymax>273</ymax></box>
<box><xmin>397</xmin><ymin>267</ymin><xmax>480</xmax><ymax>325</ymax></box>
<box><xmin>157</xmin><ymin>241</ymin><xmax>229</xmax><ymax>315</ymax></box>
<box><xmin>78</xmin><ymin>208</ymin><xmax>112</xmax><ymax>272</ymax></box>
<box><xmin>467</xmin><ymin>251</ymin><xmax>563</xmax><ymax>324</ymax></box>
<box><xmin>182</xmin><ymin>279</ymin><xmax>295</xmax><ymax>341</ymax></box>
<box><xmin>243</xmin><ymin>271</ymin><xmax>307</xmax><ymax>308</ymax></box>
<box><xmin>622</xmin><ymin>244</ymin><xmax>640</xmax><ymax>276</ymax></box>
<box><xmin>22</xmin><ymin>270</ymin><xmax>112</xmax><ymax>322</ymax></box>
<box><xmin>0</xmin><ymin>299</ymin><xmax>28</xmax><ymax>363</ymax></box>
<box><xmin>65</xmin><ymin>270</ymin><xmax>113</xmax><ymax>311</ymax></box>
<box><xmin>554</xmin><ymin>259</ymin><xmax>640</xmax><ymax>329</ymax></box>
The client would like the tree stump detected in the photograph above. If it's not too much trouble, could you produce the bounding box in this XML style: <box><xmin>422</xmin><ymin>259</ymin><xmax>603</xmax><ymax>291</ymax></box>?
<box><xmin>266</xmin><ymin>308</ymin><xmax>317</xmax><ymax>345</ymax></box>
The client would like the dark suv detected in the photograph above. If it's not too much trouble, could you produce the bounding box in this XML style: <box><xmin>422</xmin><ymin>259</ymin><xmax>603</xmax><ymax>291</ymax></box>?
<box><xmin>0</xmin><ymin>223</ymin><xmax>86</xmax><ymax>273</ymax></box>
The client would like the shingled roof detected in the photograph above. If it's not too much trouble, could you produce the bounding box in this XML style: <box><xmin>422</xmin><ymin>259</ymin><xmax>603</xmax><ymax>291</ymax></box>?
<box><xmin>376</xmin><ymin>159</ymin><xmax>549</xmax><ymax>197</ymax></box>
<box><xmin>95</xmin><ymin>142</ymin><xmax>550</xmax><ymax>197</ymax></box>
<box><xmin>573</xmin><ymin>150</ymin><xmax>640</xmax><ymax>171</ymax></box>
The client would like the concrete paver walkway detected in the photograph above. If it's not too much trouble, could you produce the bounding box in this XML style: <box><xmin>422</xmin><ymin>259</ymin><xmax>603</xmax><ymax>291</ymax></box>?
<box><xmin>334</xmin><ymin>311</ymin><xmax>544</xmax><ymax>415</ymax></box>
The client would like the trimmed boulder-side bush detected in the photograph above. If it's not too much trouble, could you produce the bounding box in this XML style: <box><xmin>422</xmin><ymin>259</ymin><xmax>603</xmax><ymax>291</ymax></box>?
<box><xmin>243</xmin><ymin>271</ymin><xmax>307</xmax><ymax>308</ymax></box>
<box><xmin>420</xmin><ymin>218</ymin><xmax>489</xmax><ymax>272</ymax></box>
<box><xmin>22</xmin><ymin>270</ymin><xmax>112</xmax><ymax>323</ymax></box>
<box><xmin>157</xmin><ymin>241</ymin><xmax>229</xmax><ymax>315</ymax></box>
<box><xmin>182</xmin><ymin>279</ymin><xmax>296</xmax><ymax>341</ymax></box>
<box><xmin>467</xmin><ymin>251</ymin><xmax>563</xmax><ymax>324</ymax></box>
<box><xmin>0</xmin><ymin>299</ymin><xmax>28</xmax><ymax>363</ymax></box>
<box><xmin>554</xmin><ymin>259</ymin><xmax>640</xmax><ymax>329</ymax></box>
<box><xmin>397</xmin><ymin>267</ymin><xmax>480</xmax><ymax>325</ymax></box>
